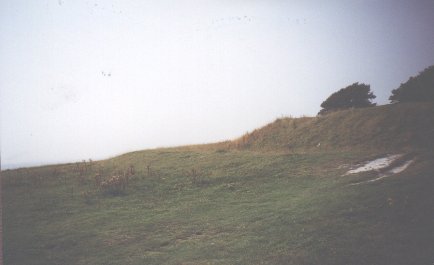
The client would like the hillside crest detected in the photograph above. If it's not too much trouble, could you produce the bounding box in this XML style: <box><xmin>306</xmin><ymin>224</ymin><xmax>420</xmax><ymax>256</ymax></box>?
<box><xmin>229</xmin><ymin>102</ymin><xmax>434</xmax><ymax>152</ymax></box>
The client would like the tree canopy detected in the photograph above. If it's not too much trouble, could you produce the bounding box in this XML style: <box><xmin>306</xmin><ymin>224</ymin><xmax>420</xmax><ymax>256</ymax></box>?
<box><xmin>389</xmin><ymin>65</ymin><xmax>434</xmax><ymax>103</ymax></box>
<box><xmin>318</xmin><ymin>82</ymin><xmax>376</xmax><ymax>115</ymax></box>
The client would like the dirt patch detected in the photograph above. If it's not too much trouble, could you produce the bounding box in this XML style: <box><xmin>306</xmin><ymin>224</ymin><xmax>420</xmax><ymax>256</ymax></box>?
<box><xmin>345</xmin><ymin>154</ymin><xmax>403</xmax><ymax>175</ymax></box>
<box><xmin>348</xmin><ymin>156</ymin><xmax>414</xmax><ymax>186</ymax></box>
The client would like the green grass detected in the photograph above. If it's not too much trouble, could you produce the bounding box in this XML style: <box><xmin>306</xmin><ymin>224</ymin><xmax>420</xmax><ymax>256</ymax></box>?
<box><xmin>3</xmin><ymin>148</ymin><xmax>434</xmax><ymax>265</ymax></box>
<box><xmin>3</xmin><ymin>103</ymin><xmax>434</xmax><ymax>264</ymax></box>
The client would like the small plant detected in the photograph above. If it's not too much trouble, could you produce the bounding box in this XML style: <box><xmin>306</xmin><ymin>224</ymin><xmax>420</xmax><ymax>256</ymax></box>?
<box><xmin>77</xmin><ymin>170</ymin><xmax>86</xmax><ymax>185</ymax></box>
<box><xmin>127</xmin><ymin>164</ymin><xmax>135</xmax><ymax>176</ymax></box>
<box><xmin>99</xmin><ymin>175</ymin><xmax>128</xmax><ymax>196</ymax></box>
<box><xmin>146</xmin><ymin>164</ymin><xmax>151</xmax><ymax>178</ymax></box>
<box><xmin>87</xmin><ymin>158</ymin><xmax>93</xmax><ymax>172</ymax></box>
<box><xmin>73</xmin><ymin>162</ymin><xmax>80</xmax><ymax>173</ymax></box>
<box><xmin>292</xmin><ymin>119</ymin><xmax>297</xmax><ymax>129</ymax></box>
<box><xmin>81</xmin><ymin>190</ymin><xmax>95</xmax><ymax>204</ymax></box>
<box><xmin>215</xmin><ymin>148</ymin><xmax>227</xmax><ymax>153</ymax></box>
<box><xmin>123</xmin><ymin>165</ymin><xmax>135</xmax><ymax>184</ymax></box>
<box><xmin>94</xmin><ymin>173</ymin><xmax>102</xmax><ymax>187</ymax></box>
<box><xmin>189</xmin><ymin>168</ymin><xmax>199</xmax><ymax>184</ymax></box>
<box><xmin>189</xmin><ymin>168</ymin><xmax>210</xmax><ymax>187</ymax></box>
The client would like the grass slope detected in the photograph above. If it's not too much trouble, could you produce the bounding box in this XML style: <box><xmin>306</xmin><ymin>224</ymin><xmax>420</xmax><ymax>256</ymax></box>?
<box><xmin>233</xmin><ymin>102</ymin><xmax>434</xmax><ymax>152</ymax></box>
<box><xmin>2</xmin><ymin>103</ymin><xmax>434</xmax><ymax>265</ymax></box>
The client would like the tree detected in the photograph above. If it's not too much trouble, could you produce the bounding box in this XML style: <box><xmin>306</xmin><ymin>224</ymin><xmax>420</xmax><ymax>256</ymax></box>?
<box><xmin>318</xmin><ymin>82</ymin><xmax>376</xmax><ymax>115</ymax></box>
<box><xmin>389</xmin><ymin>65</ymin><xmax>434</xmax><ymax>103</ymax></box>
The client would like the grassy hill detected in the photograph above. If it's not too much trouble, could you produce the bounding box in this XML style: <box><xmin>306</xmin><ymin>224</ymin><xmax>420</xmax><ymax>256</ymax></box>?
<box><xmin>231</xmin><ymin>102</ymin><xmax>434</xmax><ymax>152</ymax></box>
<box><xmin>2</xmin><ymin>102</ymin><xmax>434</xmax><ymax>265</ymax></box>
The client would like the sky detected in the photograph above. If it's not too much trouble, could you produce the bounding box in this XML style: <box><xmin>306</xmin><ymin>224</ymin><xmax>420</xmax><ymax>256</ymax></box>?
<box><xmin>1</xmin><ymin>0</ymin><xmax>434</xmax><ymax>168</ymax></box>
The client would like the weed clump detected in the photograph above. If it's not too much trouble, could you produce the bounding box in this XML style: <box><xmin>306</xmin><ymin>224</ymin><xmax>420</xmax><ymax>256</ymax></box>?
<box><xmin>81</xmin><ymin>190</ymin><xmax>95</xmax><ymax>204</ymax></box>
<box><xmin>100</xmin><ymin>175</ymin><xmax>128</xmax><ymax>196</ymax></box>
<box><xmin>97</xmin><ymin>165</ymin><xmax>135</xmax><ymax>196</ymax></box>
<box><xmin>189</xmin><ymin>168</ymin><xmax>210</xmax><ymax>187</ymax></box>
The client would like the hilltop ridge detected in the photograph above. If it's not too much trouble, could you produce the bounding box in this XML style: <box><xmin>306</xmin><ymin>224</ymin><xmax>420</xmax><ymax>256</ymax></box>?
<box><xmin>230</xmin><ymin>102</ymin><xmax>434</xmax><ymax>152</ymax></box>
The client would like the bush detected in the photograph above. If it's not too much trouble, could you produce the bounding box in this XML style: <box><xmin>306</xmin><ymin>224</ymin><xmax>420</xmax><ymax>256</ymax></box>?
<box><xmin>389</xmin><ymin>65</ymin><xmax>434</xmax><ymax>103</ymax></box>
<box><xmin>99</xmin><ymin>175</ymin><xmax>127</xmax><ymax>196</ymax></box>
<box><xmin>318</xmin><ymin>82</ymin><xmax>376</xmax><ymax>115</ymax></box>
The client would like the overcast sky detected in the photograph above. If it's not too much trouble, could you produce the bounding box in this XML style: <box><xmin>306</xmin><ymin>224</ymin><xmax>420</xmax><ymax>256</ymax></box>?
<box><xmin>1</xmin><ymin>0</ymin><xmax>434</xmax><ymax>168</ymax></box>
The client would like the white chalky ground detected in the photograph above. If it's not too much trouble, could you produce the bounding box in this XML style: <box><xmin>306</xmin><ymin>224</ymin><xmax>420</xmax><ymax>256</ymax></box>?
<box><xmin>346</xmin><ymin>154</ymin><xmax>402</xmax><ymax>174</ymax></box>
<box><xmin>345</xmin><ymin>154</ymin><xmax>414</xmax><ymax>185</ymax></box>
